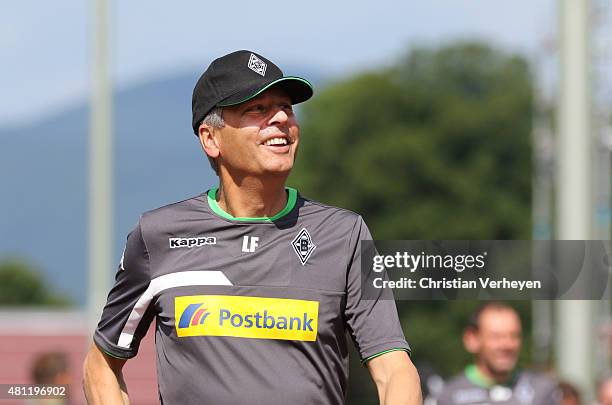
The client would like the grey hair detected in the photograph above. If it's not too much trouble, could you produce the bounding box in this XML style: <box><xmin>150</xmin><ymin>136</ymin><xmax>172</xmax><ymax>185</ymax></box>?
<box><xmin>200</xmin><ymin>107</ymin><xmax>224</xmax><ymax>175</ymax></box>
<box><xmin>202</xmin><ymin>107</ymin><xmax>224</xmax><ymax>128</ymax></box>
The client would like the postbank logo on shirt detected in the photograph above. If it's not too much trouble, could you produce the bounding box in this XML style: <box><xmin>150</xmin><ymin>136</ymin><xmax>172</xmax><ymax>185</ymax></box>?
<box><xmin>175</xmin><ymin>295</ymin><xmax>319</xmax><ymax>341</ymax></box>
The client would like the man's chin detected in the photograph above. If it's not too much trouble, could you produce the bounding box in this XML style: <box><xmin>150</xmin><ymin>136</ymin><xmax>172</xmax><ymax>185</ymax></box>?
<box><xmin>261</xmin><ymin>162</ymin><xmax>294</xmax><ymax>175</ymax></box>
<box><xmin>490</xmin><ymin>363</ymin><xmax>517</xmax><ymax>377</ymax></box>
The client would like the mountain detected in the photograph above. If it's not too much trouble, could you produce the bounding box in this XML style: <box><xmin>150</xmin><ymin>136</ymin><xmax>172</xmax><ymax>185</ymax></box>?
<box><xmin>0</xmin><ymin>68</ymin><xmax>324</xmax><ymax>305</ymax></box>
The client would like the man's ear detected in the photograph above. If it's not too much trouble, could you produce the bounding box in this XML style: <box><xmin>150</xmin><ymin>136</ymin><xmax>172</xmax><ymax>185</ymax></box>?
<box><xmin>198</xmin><ymin>124</ymin><xmax>220</xmax><ymax>159</ymax></box>
<box><xmin>463</xmin><ymin>328</ymin><xmax>480</xmax><ymax>354</ymax></box>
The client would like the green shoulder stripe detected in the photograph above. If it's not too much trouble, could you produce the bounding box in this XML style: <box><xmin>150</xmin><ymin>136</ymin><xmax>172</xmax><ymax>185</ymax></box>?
<box><xmin>361</xmin><ymin>348</ymin><xmax>411</xmax><ymax>364</ymax></box>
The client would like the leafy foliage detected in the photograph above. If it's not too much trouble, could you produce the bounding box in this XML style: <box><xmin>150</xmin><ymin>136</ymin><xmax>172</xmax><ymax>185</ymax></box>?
<box><xmin>0</xmin><ymin>259</ymin><xmax>72</xmax><ymax>307</ymax></box>
<box><xmin>292</xmin><ymin>42</ymin><xmax>532</xmax><ymax>240</ymax></box>
<box><xmin>291</xmin><ymin>42</ymin><xmax>535</xmax><ymax>398</ymax></box>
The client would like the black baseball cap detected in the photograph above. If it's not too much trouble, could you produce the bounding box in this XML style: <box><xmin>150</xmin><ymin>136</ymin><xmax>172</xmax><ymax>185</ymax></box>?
<box><xmin>192</xmin><ymin>50</ymin><xmax>314</xmax><ymax>134</ymax></box>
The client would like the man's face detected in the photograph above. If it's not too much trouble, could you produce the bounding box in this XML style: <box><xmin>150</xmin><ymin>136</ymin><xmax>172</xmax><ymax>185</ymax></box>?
<box><xmin>212</xmin><ymin>87</ymin><xmax>299</xmax><ymax>177</ymax></box>
<box><xmin>599</xmin><ymin>380</ymin><xmax>612</xmax><ymax>405</ymax></box>
<box><xmin>465</xmin><ymin>308</ymin><xmax>522</xmax><ymax>377</ymax></box>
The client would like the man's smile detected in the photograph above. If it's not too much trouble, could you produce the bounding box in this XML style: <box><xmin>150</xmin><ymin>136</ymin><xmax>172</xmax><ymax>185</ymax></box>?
<box><xmin>257</xmin><ymin>133</ymin><xmax>294</xmax><ymax>153</ymax></box>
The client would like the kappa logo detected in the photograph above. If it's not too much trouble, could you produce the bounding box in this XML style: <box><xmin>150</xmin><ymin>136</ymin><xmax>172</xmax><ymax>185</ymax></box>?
<box><xmin>169</xmin><ymin>236</ymin><xmax>217</xmax><ymax>249</ymax></box>
<box><xmin>291</xmin><ymin>228</ymin><xmax>316</xmax><ymax>265</ymax></box>
<box><xmin>247</xmin><ymin>53</ymin><xmax>267</xmax><ymax>76</ymax></box>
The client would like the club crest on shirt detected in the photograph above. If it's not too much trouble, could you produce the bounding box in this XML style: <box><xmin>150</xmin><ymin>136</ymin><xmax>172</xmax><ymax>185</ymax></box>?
<box><xmin>291</xmin><ymin>228</ymin><xmax>316</xmax><ymax>266</ymax></box>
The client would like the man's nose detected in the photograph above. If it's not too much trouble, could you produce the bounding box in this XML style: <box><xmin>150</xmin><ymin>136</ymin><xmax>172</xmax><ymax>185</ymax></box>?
<box><xmin>501</xmin><ymin>336</ymin><xmax>520</xmax><ymax>349</ymax></box>
<box><xmin>269</xmin><ymin>108</ymin><xmax>289</xmax><ymax>126</ymax></box>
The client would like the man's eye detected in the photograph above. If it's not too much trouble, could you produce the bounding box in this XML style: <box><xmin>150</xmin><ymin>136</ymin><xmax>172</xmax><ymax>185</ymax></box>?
<box><xmin>246</xmin><ymin>105</ymin><xmax>265</xmax><ymax>113</ymax></box>
<box><xmin>281</xmin><ymin>104</ymin><xmax>293</xmax><ymax>112</ymax></box>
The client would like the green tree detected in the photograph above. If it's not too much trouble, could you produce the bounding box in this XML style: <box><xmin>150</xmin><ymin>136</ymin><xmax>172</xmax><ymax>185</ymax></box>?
<box><xmin>292</xmin><ymin>42</ymin><xmax>532</xmax><ymax>239</ymax></box>
<box><xmin>290</xmin><ymin>42</ymin><xmax>535</xmax><ymax>401</ymax></box>
<box><xmin>0</xmin><ymin>259</ymin><xmax>72</xmax><ymax>306</ymax></box>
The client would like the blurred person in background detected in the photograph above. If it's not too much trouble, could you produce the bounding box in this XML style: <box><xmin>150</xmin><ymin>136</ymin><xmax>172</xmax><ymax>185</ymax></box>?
<box><xmin>436</xmin><ymin>302</ymin><xmax>558</xmax><ymax>404</ymax></box>
<box><xmin>558</xmin><ymin>381</ymin><xmax>581</xmax><ymax>405</ymax></box>
<box><xmin>25</xmin><ymin>352</ymin><xmax>70</xmax><ymax>405</ymax></box>
<box><xmin>598</xmin><ymin>377</ymin><xmax>612</xmax><ymax>405</ymax></box>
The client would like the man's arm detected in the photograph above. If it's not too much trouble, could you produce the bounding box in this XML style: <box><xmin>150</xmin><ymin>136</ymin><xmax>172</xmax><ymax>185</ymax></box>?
<box><xmin>83</xmin><ymin>343</ymin><xmax>130</xmax><ymax>405</ymax></box>
<box><xmin>367</xmin><ymin>350</ymin><xmax>422</xmax><ymax>405</ymax></box>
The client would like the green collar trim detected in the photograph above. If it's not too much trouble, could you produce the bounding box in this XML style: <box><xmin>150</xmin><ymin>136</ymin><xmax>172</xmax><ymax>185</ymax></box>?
<box><xmin>465</xmin><ymin>364</ymin><xmax>494</xmax><ymax>388</ymax></box>
<box><xmin>207</xmin><ymin>186</ymin><xmax>297</xmax><ymax>222</ymax></box>
<box><xmin>465</xmin><ymin>364</ymin><xmax>518</xmax><ymax>389</ymax></box>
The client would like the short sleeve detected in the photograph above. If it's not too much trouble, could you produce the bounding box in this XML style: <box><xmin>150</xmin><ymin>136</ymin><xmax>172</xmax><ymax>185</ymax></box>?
<box><xmin>93</xmin><ymin>220</ymin><xmax>155</xmax><ymax>359</ymax></box>
<box><xmin>344</xmin><ymin>216</ymin><xmax>410</xmax><ymax>362</ymax></box>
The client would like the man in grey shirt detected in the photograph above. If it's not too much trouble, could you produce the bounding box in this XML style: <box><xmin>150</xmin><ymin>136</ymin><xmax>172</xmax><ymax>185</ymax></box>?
<box><xmin>435</xmin><ymin>302</ymin><xmax>558</xmax><ymax>405</ymax></box>
<box><xmin>83</xmin><ymin>50</ymin><xmax>422</xmax><ymax>405</ymax></box>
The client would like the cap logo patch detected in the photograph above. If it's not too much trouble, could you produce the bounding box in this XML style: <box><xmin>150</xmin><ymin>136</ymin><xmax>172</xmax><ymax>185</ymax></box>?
<box><xmin>248</xmin><ymin>53</ymin><xmax>267</xmax><ymax>76</ymax></box>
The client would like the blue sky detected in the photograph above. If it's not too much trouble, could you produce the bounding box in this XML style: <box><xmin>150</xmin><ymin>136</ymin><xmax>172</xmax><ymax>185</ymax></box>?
<box><xmin>1</xmin><ymin>0</ymin><xmax>556</xmax><ymax>127</ymax></box>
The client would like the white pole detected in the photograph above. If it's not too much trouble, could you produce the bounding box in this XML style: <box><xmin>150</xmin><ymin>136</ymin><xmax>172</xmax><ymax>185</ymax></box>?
<box><xmin>88</xmin><ymin>0</ymin><xmax>113</xmax><ymax>333</ymax></box>
<box><xmin>556</xmin><ymin>0</ymin><xmax>594</xmax><ymax>399</ymax></box>
<box><xmin>592</xmin><ymin>0</ymin><xmax>612</xmax><ymax>378</ymax></box>
<box><xmin>532</xmin><ymin>69</ymin><xmax>554</xmax><ymax>368</ymax></box>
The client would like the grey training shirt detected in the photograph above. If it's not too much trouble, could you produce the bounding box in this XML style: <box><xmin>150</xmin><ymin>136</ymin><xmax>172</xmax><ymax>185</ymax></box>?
<box><xmin>94</xmin><ymin>187</ymin><xmax>410</xmax><ymax>405</ymax></box>
<box><xmin>435</xmin><ymin>365</ymin><xmax>559</xmax><ymax>405</ymax></box>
